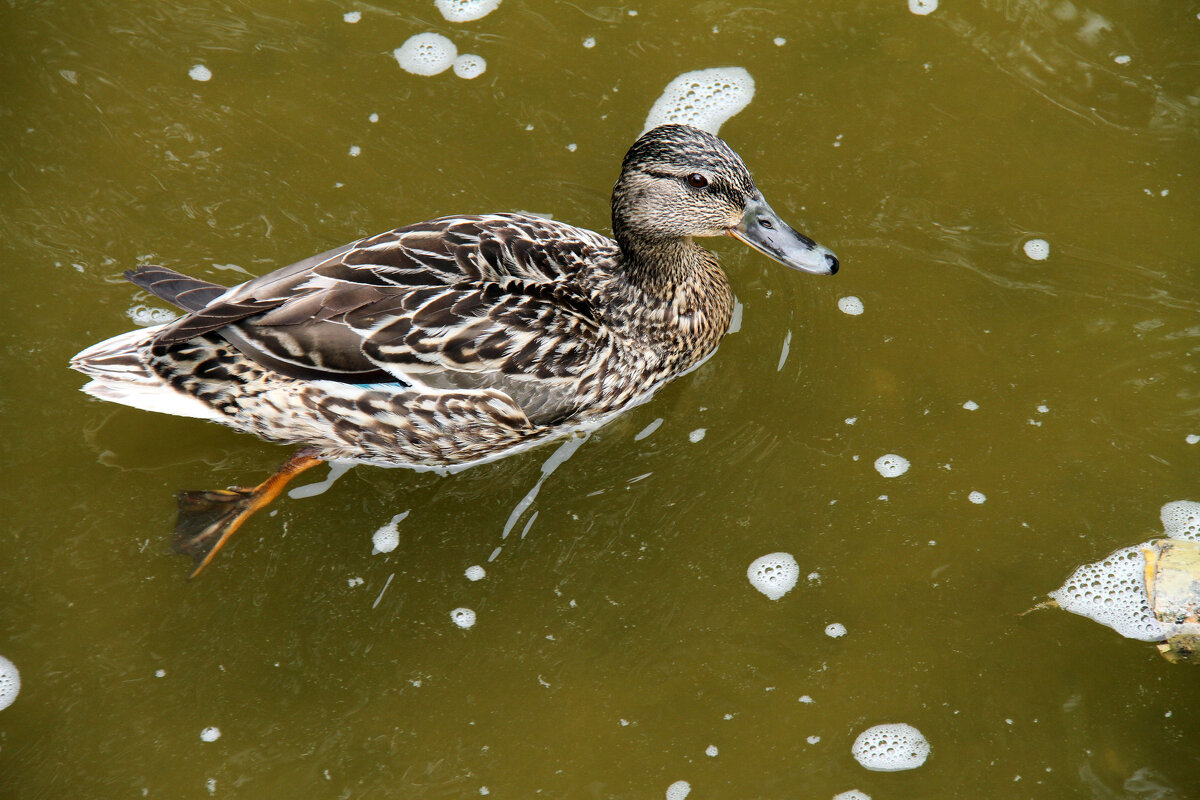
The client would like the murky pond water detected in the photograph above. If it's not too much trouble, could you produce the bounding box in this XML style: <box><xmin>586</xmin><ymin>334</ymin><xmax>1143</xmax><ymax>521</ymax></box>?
<box><xmin>3</xmin><ymin>1</ymin><xmax>1199</xmax><ymax>797</ymax></box>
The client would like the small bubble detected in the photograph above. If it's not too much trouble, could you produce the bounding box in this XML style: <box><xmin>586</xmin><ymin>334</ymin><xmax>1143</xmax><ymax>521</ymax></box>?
<box><xmin>188</xmin><ymin>64</ymin><xmax>212</xmax><ymax>82</ymax></box>
<box><xmin>962</xmin><ymin>400</ymin><xmax>979</xmax><ymax>411</ymax></box>
<box><xmin>825</xmin><ymin>622</ymin><xmax>847</xmax><ymax>638</ymax></box>
<box><xmin>838</xmin><ymin>296</ymin><xmax>864</xmax><ymax>315</ymax></box>
<box><xmin>1023</xmin><ymin>238</ymin><xmax>1050</xmax><ymax>261</ymax></box>
<box><xmin>343</xmin><ymin>10</ymin><xmax>361</xmax><ymax>23</ymax></box>
<box><xmin>874</xmin><ymin>454</ymin><xmax>910</xmax><ymax>478</ymax></box>
<box><xmin>451</xmin><ymin>607</ymin><xmax>476</xmax><ymax>629</ymax></box>
<box><xmin>583</xmin><ymin>37</ymin><xmax>596</xmax><ymax>48</ymax></box>
<box><xmin>968</xmin><ymin>491</ymin><xmax>986</xmax><ymax>504</ymax></box>
<box><xmin>200</xmin><ymin>727</ymin><xmax>221</xmax><ymax>742</ymax></box>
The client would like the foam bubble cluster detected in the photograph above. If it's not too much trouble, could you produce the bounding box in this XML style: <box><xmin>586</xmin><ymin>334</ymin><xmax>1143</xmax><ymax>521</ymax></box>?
<box><xmin>451</xmin><ymin>607</ymin><xmax>476</xmax><ymax>629</ymax></box>
<box><xmin>127</xmin><ymin>304</ymin><xmax>178</xmax><ymax>326</ymax></box>
<box><xmin>747</xmin><ymin>552</ymin><xmax>799</xmax><ymax>600</ymax></box>
<box><xmin>453</xmin><ymin>54</ymin><xmax>487</xmax><ymax>79</ymax></box>
<box><xmin>874</xmin><ymin>454</ymin><xmax>910</xmax><ymax>478</ymax></box>
<box><xmin>465</xmin><ymin>565</ymin><xmax>486</xmax><ymax>581</ymax></box>
<box><xmin>644</xmin><ymin>67</ymin><xmax>755</xmax><ymax>135</ymax></box>
<box><xmin>188</xmin><ymin>65</ymin><xmax>212</xmax><ymax>82</ymax></box>
<box><xmin>838</xmin><ymin>296</ymin><xmax>864</xmax><ymax>315</ymax></box>
<box><xmin>1161</xmin><ymin>500</ymin><xmax>1200</xmax><ymax>542</ymax></box>
<box><xmin>833</xmin><ymin>791</ymin><xmax>871</xmax><ymax>800</ymax></box>
<box><xmin>665</xmin><ymin>781</ymin><xmax>691</xmax><ymax>800</ymax></box>
<box><xmin>909</xmin><ymin>0</ymin><xmax>938</xmax><ymax>14</ymax></box>
<box><xmin>394</xmin><ymin>33</ymin><xmax>457</xmax><ymax>76</ymax></box>
<box><xmin>1049</xmin><ymin>543</ymin><xmax>1162</xmax><ymax>641</ymax></box>
<box><xmin>968</xmin><ymin>491</ymin><xmax>986</xmax><ymax>504</ymax></box>
<box><xmin>0</xmin><ymin>656</ymin><xmax>19</xmax><ymax>711</ymax></box>
<box><xmin>1023</xmin><ymin>238</ymin><xmax>1050</xmax><ymax>261</ymax></box>
<box><xmin>200</xmin><ymin>726</ymin><xmax>221</xmax><ymax>742</ymax></box>
<box><xmin>851</xmin><ymin>723</ymin><xmax>930</xmax><ymax>772</ymax></box>
<box><xmin>825</xmin><ymin>622</ymin><xmax>847</xmax><ymax>638</ymax></box>
<box><xmin>436</xmin><ymin>0</ymin><xmax>500</xmax><ymax>22</ymax></box>
<box><xmin>372</xmin><ymin>512</ymin><xmax>406</xmax><ymax>554</ymax></box>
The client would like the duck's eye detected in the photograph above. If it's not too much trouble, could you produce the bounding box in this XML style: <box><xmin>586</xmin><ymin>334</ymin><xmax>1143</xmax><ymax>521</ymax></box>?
<box><xmin>686</xmin><ymin>173</ymin><xmax>709</xmax><ymax>189</ymax></box>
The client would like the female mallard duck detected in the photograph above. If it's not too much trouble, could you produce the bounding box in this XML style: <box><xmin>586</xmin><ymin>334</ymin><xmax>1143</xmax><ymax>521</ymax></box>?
<box><xmin>71</xmin><ymin>124</ymin><xmax>837</xmax><ymax>577</ymax></box>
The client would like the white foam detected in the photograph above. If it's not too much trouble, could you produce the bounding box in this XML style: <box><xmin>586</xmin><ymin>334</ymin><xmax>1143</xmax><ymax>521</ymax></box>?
<box><xmin>436</xmin><ymin>0</ymin><xmax>500</xmax><ymax>22</ymax></box>
<box><xmin>1186</xmin><ymin>434</ymin><xmax>1199</xmax><ymax>445</ymax></box>
<box><xmin>705</xmin><ymin>744</ymin><xmax>718</xmax><ymax>757</ymax></box>
<box><xmin>643</xmin><ymin>67</ymin><xmax>755</xmax><ymax>135</ymax></box>
<box><xmin>1114</xmin><ymin>54</ymin><xmax>1131</xmax><ymax>64</ymax></box>
<box><xmin>583</xmin><ymin>37</ymin><xmax>596</xmax><ymax>49</ymax></box>
<box><xmin>0</xmin><ymin>656</ymin><xmax>19</xmax><ymax>711</ymax></box>
<box><xmin>969</xmin><ymin>491</ymin><xmax>987</xmax><ymax>504</ymax></box>
<box><xmin>634</xmin><ymin>418</ymin><xmax>663</xmax><ymax>441</ymax></box>
<box><xmin>189</xmin><ymin>64</ymin><xmax>212</xmax><ymax>82</ymax></box>
<box><xmin>874</xmin><ymin>454</ymin><xmax>910</xmax><ymax>478</ymax></box>
<box><xmin>343</xmin><ymin>11</ymin><xmax>361</xmax><ymax>23</ymax></box>
<box><xmin>666</xmin><ymin>781</ymin><xmax>691</xmax><ymax>800</ymax></box>
<box><xmin>348</xmin><ymin>145</ymin><xmax>361</xmax><ymax>157</ymax></box>
<box><xmin>908</xmin><ymin>0</ymin><xmax>938</xmax><ymax>15</ymax></box>
<box><xmin>824</xmin><ymin>622</ymin><xmax>847</xmax><ymax>638</ymax></box>
<box><xmin>1161</xmin><ymin>500</ymin><xmax>1200</xmax><ymax>542</ymax></box>
<box><xmin>394</xmin><ymin>33</ymin><xmax>457</xmax><ymax>76</ymax></box>
<box><xmin>833</xmin><ymin>791</ymin><xmax>871</xmax><ymax>800</ymax></box>
<box><xmin>465</xmin><ymin>565</ymin><xmax>486</xmax><ymax>581</ymax></box>
<box><xmin>688</xmin><ymin>428</ymin><xmax>706</xmax><ymax>443</ymax></box>
<box><xmin>851</xmin><ymin>723</ymin><xmax>930</xmax><ymax>772</ymax></box>
<box><xmin>453</xmin><ymin>54</ymin><xmax>487</xmax><ymax>79</ymax></box>
<box><xmin>127</xmin><ymin>304</ymin><xmax>178</xmax><ymax>326</ymax></box>
<box><xmin>1049</xmin><ymin>542</ymin><xmax>1163</xmax><ymax>641</ymax></box>
<box><xmin>200</xmin><ymin>726</ymin><xmax>221</xmax><ymax>742</ymax></box>
<box><xmin>372</xmin><ymin>512</ymin><xmax>408</xmax><ymax>554</ymax></box>
<box><xmin>773</xmin><ymin>37</ymin><xmax>787</xmax><ymax>46</ymax></box>
<box><xmin>451</xmin><ymin>607</ymin><xmax>476</xmax><ymax>629</ymax></box>
<box><xmin>962</xmin><ymin>400</ymin><xmax>979</xmax><ymax>411</ymax></box>
<box><xmin>838</xmin><ymin>296</ymin><xmax>864</xmax><ymax>315</ymax></box>
<box><xmin>288</xmin><ymin>460</ymin><xmax>353</xmax><ymax>499</ymax></box>
<box><xmin>1023</xmin><ymin>238</ymin><xmax>1050</xmax><ymax>261</ymax></box>
<box><xmin>747</xmin><ymin>552</ymin><xmax>799</xmax><ymax>600</ymax></box>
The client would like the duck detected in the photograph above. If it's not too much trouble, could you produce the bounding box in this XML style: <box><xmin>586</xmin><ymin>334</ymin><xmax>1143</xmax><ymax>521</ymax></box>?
<box><xmin>70</xmin><ymin>123</ymin><xmax>838</xmax><ymax>577</ymax></box>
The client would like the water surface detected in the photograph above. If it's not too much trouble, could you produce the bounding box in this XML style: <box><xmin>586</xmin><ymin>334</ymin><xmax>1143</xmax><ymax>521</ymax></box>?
<box><xmin>2</xmin><ymin>1</ymin><xmax>1199</xmax><ymax>797</ymax></box>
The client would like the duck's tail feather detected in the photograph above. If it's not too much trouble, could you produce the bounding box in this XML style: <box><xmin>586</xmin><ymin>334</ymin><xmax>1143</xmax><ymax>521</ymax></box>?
<box><xmin>69</xmin><ymin>326</ymin><xmax>223</xmax><ymax>421</ymax></box>
<box><xmin>124</xmin><ymin>265</ymin><xmax>229</xmax><ymax>313</ymax></box>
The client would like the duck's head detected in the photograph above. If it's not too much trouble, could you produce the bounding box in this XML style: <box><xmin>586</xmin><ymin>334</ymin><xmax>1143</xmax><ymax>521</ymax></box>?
<box><xmin>611</xmin><ymin>124</ymin><xmax>838</xmax><ymax>275</ymax></box>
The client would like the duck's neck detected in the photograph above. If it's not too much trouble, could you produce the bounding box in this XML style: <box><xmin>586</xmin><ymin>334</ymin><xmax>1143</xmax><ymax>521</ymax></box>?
<box><xmin>613</xmin><ymin>228</ymin><xmax>713</xmax><ymax>300</ymax></box>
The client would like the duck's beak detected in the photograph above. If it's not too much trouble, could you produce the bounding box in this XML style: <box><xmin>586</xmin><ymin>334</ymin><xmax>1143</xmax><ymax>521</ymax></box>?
<box><xmin>727</xmin><ymin>196</ymin><xmax>838</xmax><ymax>275</ymax></box>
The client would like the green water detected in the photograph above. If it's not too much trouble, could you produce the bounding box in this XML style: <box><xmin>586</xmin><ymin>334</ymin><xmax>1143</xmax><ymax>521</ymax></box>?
<box><xmin>3</xmin><ymin>1</ymin><xmax>1199</xmax><ymax>797</ymax></box>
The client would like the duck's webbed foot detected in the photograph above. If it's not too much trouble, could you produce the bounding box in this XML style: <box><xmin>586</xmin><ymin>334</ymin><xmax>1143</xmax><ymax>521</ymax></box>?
<box><xmin>171</xmin><ymin>448</ymin><xmax>325</xmax><ymax>578</ymax></box>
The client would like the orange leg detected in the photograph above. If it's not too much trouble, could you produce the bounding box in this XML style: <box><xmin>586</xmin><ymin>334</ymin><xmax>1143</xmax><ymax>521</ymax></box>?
<box><xmin>172</xmin><ymin>448</ymin><xmax>325</xmax><ymax>578</ymax></box>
